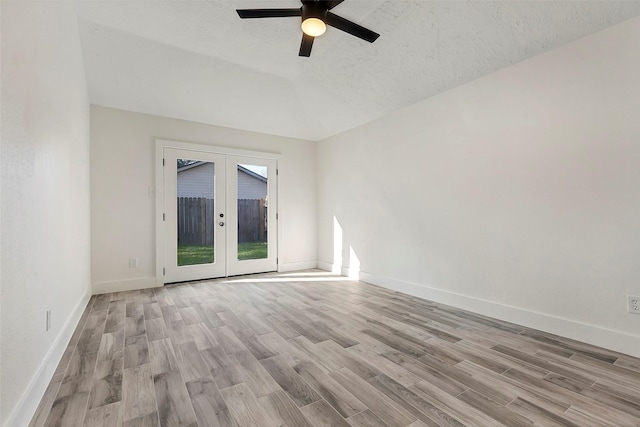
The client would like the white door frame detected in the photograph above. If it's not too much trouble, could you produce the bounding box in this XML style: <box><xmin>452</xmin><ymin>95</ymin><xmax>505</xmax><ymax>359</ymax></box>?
<box><xmin>155</xmin><ymin>139</ymin><xmax>280</xmax><ymax>286</ymax></box>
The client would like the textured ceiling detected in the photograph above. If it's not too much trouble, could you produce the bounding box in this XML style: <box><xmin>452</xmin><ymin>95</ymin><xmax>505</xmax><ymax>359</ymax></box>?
<box><xmin>75</xmin><ymin>1</ymin><xmax>640</xmax><ymax>141</ymax></box>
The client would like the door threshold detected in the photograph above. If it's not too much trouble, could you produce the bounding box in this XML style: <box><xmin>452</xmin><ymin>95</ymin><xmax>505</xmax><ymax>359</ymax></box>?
<box><xmin>164</xmin><ymin>270</ymin><xmax>278</xmax><ymax>286</ymax></box>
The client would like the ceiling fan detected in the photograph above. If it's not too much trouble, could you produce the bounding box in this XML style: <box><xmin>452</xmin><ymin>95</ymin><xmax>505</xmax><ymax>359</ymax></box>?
<box><xmin>236</xmin><ymin>0</ymin><xmax>380</xmax><ymax>57</ymax></box>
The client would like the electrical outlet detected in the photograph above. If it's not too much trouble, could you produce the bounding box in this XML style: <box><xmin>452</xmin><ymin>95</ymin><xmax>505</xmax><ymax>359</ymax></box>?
<box><xmin>46</xmin><ymin>309</ymin><xmax>52</xmax><ymax>331</ymax></box>
<box><xmin>129</xmin><ymin>258</ymin><xmax>139</xmax><ymax>268</ymax></box>
<box><xmin>629</xmin><ymin>296</ymin><xmax>640</xmax><ymax>315</ymax></box>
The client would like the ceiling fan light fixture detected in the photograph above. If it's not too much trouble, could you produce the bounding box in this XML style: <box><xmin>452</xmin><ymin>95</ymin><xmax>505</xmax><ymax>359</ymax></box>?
<box><xmin>237</xmin><ymin>1</ymin><xmax>380</xmax><ymax>56</ymax></box>
<box><xmin>301</xmin><ymin>17</ymin><xmax>326</xmax><ymax>37</ymax></box>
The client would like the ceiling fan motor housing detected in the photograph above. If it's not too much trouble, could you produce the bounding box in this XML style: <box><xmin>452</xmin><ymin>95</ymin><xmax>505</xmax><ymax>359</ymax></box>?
<box><xmin>302</xmin><ymin>1</ymin><xmax>328</xmax><ymax>22</ymax></box>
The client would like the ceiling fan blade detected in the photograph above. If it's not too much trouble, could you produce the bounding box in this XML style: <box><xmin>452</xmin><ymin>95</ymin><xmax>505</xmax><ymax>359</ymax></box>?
<box><xmin>299</xmin><ymin>33</ymin><xmax>314</xmax><ymax>57</ymax></box>
<box><xmin>325</xmin><ymin>0</ymin><xmax>345</xmax><ymax>9</ymax></box>
<box><xmin>325</xmin><ymin>11</ymin><xmax>380</xmax><ymax>43</ymax></box>
<box><xmin>236</xmin><ymin>8</ymin><xmax>301</xmax><ymax>18</ymax></box>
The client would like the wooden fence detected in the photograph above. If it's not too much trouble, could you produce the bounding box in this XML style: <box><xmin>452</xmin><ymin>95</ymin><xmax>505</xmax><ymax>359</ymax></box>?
<box><xmin>177</xmin><ymin>197</ymin><xmax>215</xmax><ymax>246</ymax></box>
<box><xmin>177</xmin><ymin>198</ymin><xmax>266</xmax><ymax>246</ymax></box>
<box><xmin>238</xmin><ymin>198</ymin><xmax>267</xmax><ymax>243</ymax></box>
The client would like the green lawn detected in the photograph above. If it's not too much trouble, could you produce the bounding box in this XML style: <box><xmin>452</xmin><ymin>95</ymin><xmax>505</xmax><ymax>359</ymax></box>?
<box><xmin>178</xmin><ymin>242</ymin><xmax>267</xmax><ymax>266</ymax></box>
<box><xmin>178</xmin><ymin>245</ymin><xmax>214</xmax><ymax>266</ymax></box>
<box><xmin>237</xmin><ymin>242</ymin><xmax>268</xmax><ymax>261</ymax></box>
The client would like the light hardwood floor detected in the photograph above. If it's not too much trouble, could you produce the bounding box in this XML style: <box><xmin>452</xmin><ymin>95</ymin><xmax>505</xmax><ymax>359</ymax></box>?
<box><xmin>31</xmin><ymin>270</ymin><xmax>640</xmax><ymax>427</ymax></box>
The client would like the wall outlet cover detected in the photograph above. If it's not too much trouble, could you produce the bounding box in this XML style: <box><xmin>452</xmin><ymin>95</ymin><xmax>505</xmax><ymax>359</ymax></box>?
<box><xmin>628</xmin><ymin>295</ymin><xmax>640</xmax><ymax>315</ymax></box>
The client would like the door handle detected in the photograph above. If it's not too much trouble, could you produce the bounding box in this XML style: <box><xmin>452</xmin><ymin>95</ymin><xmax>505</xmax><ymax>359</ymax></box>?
<box><xmin>219</xmin><ymin>222</ymin><xmax>225</xmax><ymax>226</ymax></box>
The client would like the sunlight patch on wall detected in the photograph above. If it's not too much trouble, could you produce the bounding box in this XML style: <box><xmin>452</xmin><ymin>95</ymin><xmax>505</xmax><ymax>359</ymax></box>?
<box><xmin>333</xmin><ymin>216</ymin><xmax>343</xmax><ymax>274</ymax></box>
<box><xmin>348</xmin><ymin>246</ymin><xmax>360</xmax><ymax>279</ymax></box>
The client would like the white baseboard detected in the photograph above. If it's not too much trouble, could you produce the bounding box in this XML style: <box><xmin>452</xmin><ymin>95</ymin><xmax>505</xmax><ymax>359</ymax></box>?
<box><xmin>340</xmin><ymin>266</ymin><xmax>362</xmax><ymax>280</ymax></box>
<box><xmin>278</xmin><ymin>261</ymin><xmax>317</xmax><ymax>272</ymax></box>
<box><xmin>5</xmin><ymin>289</ymin><xmax>91</xmax><ymax>427</ymax></box>
<box><xmin>358</xmin><ymin>270</ymin><xmax>640</xmax><ymax>358</ymax></box>
<box><xmin>92</xmin><ymin>276</ymin><xmax>160</xmax><ymax>294</ymax></box>
<box><xmin>317</xmin><ymin>262</ymin><xmax>356</xmax><ymax>278</ymax></box>
<box><xmin>318</xmin><ymin>261</ymin><xmax>347</xmax><ymax>274</ymax></box>
<box><xmin>317</xmin><ymin>261</ymin><xmax>359</xmax><ymax>279</ymax></box>
<box><xmin>317</xmin><ymin>261</ymin><xmax>333</xmax><ymax>272</ymax></box>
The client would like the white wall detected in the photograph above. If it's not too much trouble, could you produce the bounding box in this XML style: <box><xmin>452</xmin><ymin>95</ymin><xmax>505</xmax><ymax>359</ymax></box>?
<box><xmin>0</xmin><ymin>2</ymin><xmax>91</xmax><ymax>426</ymax></box>
<box><xmin>317</xmin><ymin>17</ymin><xmax>640</xmax><ymax>357</ymax></box>
<box><xmin>91</xmin><ymin>106</ymin><xmax>317</xmax><ymax>293</ymax></box>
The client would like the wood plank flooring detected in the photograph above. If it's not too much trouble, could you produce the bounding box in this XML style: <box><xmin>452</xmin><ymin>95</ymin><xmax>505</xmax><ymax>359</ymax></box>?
<box><xmin>31</xmin><ymin>270</ymin><xmax>640</xmax><ymax>427</ymax></box>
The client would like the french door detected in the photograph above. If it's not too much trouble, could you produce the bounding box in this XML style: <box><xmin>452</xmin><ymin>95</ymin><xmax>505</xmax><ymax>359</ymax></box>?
<box><xmin>162</xmin><ymin>147</ymin><xmax>277</xmax><ymax>283</ymax></box>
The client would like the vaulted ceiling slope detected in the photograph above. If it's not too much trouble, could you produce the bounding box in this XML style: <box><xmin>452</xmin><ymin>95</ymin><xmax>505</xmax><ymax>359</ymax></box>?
<box><xmin>75</xmin><ymin>1</ymin><xmax>640</xmax><ymax>141</ymax></box>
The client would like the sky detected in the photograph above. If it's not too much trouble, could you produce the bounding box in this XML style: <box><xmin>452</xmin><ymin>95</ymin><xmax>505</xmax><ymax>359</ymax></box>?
<box><xmin>240</xmin><ymin>164</ymin><xmax>268</xmax><ymax>178</ymax></box>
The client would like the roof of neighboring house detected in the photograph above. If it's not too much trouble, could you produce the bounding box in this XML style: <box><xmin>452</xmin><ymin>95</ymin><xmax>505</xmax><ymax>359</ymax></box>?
<box><xmin>176</xmin><ymin>161</ymin><xmax>203</xmax><ymax>173</ymax></box>
<box><xmin>177</xmin><ymin>161</ymin><xmax>267</xmax><ymax>183</ymax></box>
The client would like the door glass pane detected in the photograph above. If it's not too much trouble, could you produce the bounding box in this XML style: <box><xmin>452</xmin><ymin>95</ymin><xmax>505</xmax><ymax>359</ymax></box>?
<box><xmin>177</xmin><ymin>159</ymin><xmax>215</xmax><ymax>266</ymax></box>
<box><xmin>237</xmin><ymin>164</ymin><xmax>268</xmax><ymax>260</ymax></box>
